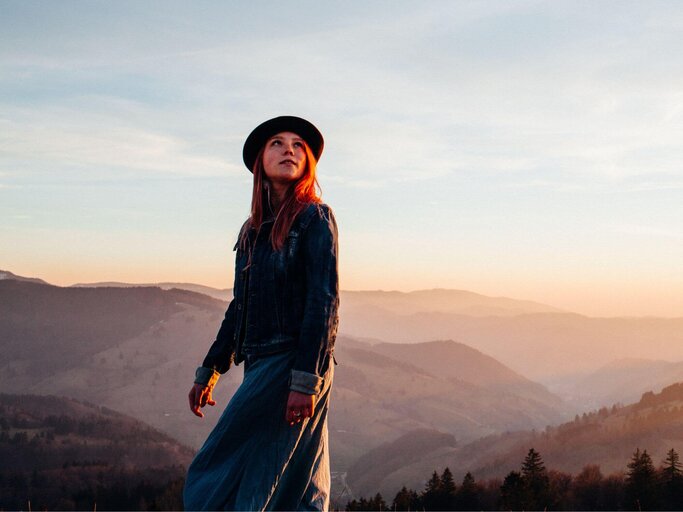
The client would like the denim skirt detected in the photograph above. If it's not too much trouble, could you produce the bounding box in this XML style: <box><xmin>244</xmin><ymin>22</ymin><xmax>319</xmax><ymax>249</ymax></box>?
<box><xmin>183</xmin><ymin>349</ymin><xmax>334</xmax><ymax>511</ymax></box>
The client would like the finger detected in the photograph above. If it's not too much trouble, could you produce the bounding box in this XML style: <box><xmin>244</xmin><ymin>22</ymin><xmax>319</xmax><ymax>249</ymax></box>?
<box><xmin>191</xmin><ymin>399</ymin><xmax>203</xmax><ymax>417</ymax></box>
<box><xmin>189</xmin><ymin>389</ymin><xmax>201</xmax><ymax>413</ymax></box>
<box><xmin>207</xmin><ymin>398</ymin><xmax>216</xmax><ymax>406</ymax></box>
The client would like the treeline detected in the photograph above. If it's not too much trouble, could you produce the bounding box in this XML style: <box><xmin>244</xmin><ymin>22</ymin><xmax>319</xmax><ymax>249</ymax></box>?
<box><xmin>0</xmin><ymin>395</ymin><xmax>193</xmax><ymax>510</ymax></box>
<box><xmin>0</xmin><ymin>413</ymin><xmax>168</xmax><ymax>442</ymax></box>
<box><xmin>0</xmin><ymin>467</ymin><xmax>184</xmax><ymax>510</ymax></box>
<box><xmin>345</xmin><ymin>447</ymin><xmax>683</xmax><ymax>511</ymax></box>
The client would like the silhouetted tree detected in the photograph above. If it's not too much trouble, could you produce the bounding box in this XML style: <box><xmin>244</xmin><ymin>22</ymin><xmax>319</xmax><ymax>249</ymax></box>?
<box><xmin>392</xmin><ymin>486</ymin><xmax>419</xmax><ymax>511</ymax></box>
<box><xmin>346</xmin><ymin>493</ymin><xmax>387</xmax><ymax>511</ymax></box>
<box><xmin>601</xmin><ymin>473</ymin><xmax>626</xmax><ymax>511</ymax></box>
<box><xmin>625</xmin><ymin>448</ymin><xmax>658</xmax><ymax>510</ymax></box>
<box><xmin>439</xmin><ymin>467</ymin><xmax>457</xmax><ymax>510</ymax></box>
<box><xmin>521</xmin><ymin>448</ymin><xmax>550</xmax><ymax>509</ymax></box>
<box><xmin>660</xmin><ymin>448</ymin><xmax>683</xmax><ymax>510</ymax></box>
<box><xmin>370</xmin><ymin>492</ymin><xmax>387</xmax><ymax>511</ymax></box>
<box><xmin>454</xmin><ymin>472</ymin><xmax>479</xmax><ymax>510</ymax></box>
<box><xmin>572</xmin><ymin>464</ymin><xmax>605</xmax><ymax>510</ymax></box>
<box><xmin>500</xmin><ymin>470</ymin><xmax>525</xmax><ymax>510</ymax></box>
<box><xmin>421</xmin><ymin>470</ymin><xmax>442</xmax><ymax>510</ymax></box>
<box><xmin>547</xmin><ymin>469</ymin><xmax>571</xmax><ymax>510</ymax></box>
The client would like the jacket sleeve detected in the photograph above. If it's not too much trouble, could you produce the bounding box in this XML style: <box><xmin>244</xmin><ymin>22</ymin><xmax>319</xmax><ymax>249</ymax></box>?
<box><xmin>199</xmin><ymin>297</ymin><xmax>237</xmax><ymax>377</ymax></box>
<box><xmin>195</xmin><ymin>225</ymin><xmax>248</xmax><ymax>386</ymax></box>
<box><xmin>289</xmin><ymin>204</ymin><xmax>340</xmax><ymax>395</ymax></box>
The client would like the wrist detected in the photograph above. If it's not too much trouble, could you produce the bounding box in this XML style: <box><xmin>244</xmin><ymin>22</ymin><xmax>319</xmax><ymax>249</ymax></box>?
<box><xmin>289</xmin><ymin>369</ymin><xmax>323</xmax><ymax>395</ymax></box>
<box><xmin>194</xmin><ymin>366</ymin><xmax>220</xmax><ymax>388</ymax></box>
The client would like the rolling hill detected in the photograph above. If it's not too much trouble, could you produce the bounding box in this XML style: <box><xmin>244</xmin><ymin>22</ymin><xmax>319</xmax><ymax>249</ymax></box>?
<box><xmin>0</xmin><ymin>394</ymin><xmax>192</xmax><ymax>510</ymax></box>
<box><xmin>0</xmin><ymin>279</ymin><xmax>567</xmax><ymax>477</ymax></box>
<box><xmin>345</xmin><ymin>382</ymin><xmax>683</xmax><ymax>498</ymax></box>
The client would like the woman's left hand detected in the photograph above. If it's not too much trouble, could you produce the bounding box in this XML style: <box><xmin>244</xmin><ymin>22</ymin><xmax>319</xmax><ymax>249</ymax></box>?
<box><xmin>286</xmin><ymin>390</ymin><xmax>316</xmax><ymax>425</ymax></box>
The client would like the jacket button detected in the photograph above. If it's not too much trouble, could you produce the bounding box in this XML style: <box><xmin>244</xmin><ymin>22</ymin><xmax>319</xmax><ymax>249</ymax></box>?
<box><xmin>237</xmin><ymin>304</ymin><xmax>242</xmax><ymax>310</ymax></box>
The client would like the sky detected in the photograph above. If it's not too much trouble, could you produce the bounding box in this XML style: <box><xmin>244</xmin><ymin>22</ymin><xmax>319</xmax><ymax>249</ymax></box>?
<box><xmin>1</xmin><ymin>0</ymin><xmax>682</xmax><ymax>317</ymax></box>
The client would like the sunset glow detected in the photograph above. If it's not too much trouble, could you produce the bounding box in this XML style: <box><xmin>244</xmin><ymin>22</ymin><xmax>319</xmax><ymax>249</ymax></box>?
<box><xmin>1</xmin><ymin>1</ymin><xmax>682</xmax><ymax>317</ymax></box>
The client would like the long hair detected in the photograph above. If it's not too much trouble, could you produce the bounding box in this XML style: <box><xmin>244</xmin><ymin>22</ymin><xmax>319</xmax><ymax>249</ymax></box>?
<box><xmin>238</xmin><ymin>141</ymin><xmax>322</xmax><ymax>267</ymax></box>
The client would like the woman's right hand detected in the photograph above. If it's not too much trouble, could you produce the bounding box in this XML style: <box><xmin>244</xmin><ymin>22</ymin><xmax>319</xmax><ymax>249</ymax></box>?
<box><xmin>188</xmin><ymin>383</ymin><xmax>216</xmax><ymax>418</ymax></box>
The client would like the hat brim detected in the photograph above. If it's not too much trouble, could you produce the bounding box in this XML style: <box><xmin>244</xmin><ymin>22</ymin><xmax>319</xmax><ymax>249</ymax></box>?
<box><xmin>242</xmin><ymin>116</ymin><xmax>324</xmax><ymax>173</ymax></box>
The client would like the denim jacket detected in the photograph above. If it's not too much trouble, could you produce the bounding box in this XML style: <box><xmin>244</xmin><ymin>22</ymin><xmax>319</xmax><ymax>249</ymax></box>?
<box><xmin>195</xmin><ymin>202</ymin><xmax>339</xmax><ymax>395</ymax></box>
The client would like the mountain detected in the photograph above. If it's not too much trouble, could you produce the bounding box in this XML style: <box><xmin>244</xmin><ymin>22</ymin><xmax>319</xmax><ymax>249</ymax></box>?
<box><xmin>64</xmin><ymin>284</ymin><xmax>561</xmax><ymax>317</ymax></box>
<box><xmin>338</xmin><ymin>308</ymin><xmax>683</xmax><ymax>381</ymax></box>
<box><xmin>0</xmin><ymin>269</ymin><xmax>48</xmax><ymax>284</ymax></box>
<box><xmin>70</xmin><ymin>280</ymin><xmax>231</xmax><ymax>301</ymax></box>
<box><xmin>339</xmin><ymin>288</ymin><xmax>563</xmax><ymax>317</ymax></box>
<box><xmin>0</xmin><ymin>279</ymin><xmax>242</xmax><ymax>451</ymax></box>
<box><xmin>0</xmin><ymin>393</ymin><xmax>193</xmax><ymax>470</ymax></box>
<box><xmin>345</xmin><ymin>382</ymin><xmax>683</xmax><ymax>498</ymax></box>
<box><xmin>0</xmin><ymin>394</ymin><xmax>192</xmax><ymax>510</ymax></box>
<box><xmin>345</xmin><ymin>429</ymin><xmax>457</xmax><ymax>498</ymax></box>
<box><xmin>370</xmin><ymin>340</ymin><xmax>558</xmax><ymax>407</ymax></box>
<box><xmin>329</xmin><ymin>337</ymin><xmax>566</xmax><ymax>471</ymax></box>
<box><xmin>0</xmin><ymin>280</ymin><xmax>567</xmax><ymax>478</ymax></box>
<box><xmin>0</xmin><ymin>279</ymin><xmax>220</xmax><ymax>369</ymax></box>
<box><xmin>19</xmin><ymin>270</ymin><xmax>683</xmax><ymax>383</ymax></box>
<box><xmin>548</xmin><ymin>358</ymin><xmax>683</xmax><ymax>411</ymax></box>
<box><xmin>340</xmin><ymin>288</ymin><xmax>562</xmax><ymax>316</ymax></box>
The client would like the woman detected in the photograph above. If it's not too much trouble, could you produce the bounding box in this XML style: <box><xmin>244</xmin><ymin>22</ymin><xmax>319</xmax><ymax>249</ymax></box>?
<box><xmin>184</xmin><ymin>116</ymin><xmax>340</xmax><ymax>511</ymax></box>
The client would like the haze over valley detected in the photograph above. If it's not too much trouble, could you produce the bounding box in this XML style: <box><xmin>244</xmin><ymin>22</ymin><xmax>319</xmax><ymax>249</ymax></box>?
<box><xmin>2</xmin><ymin>270</ymin><xmax>683</xmax><ymax>500</ymax></box>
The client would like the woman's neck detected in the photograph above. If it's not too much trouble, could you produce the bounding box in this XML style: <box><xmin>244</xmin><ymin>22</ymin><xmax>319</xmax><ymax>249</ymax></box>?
<box><xmin>267</xmin><ymin>182</ymin><xmax>288</xmax><ymax>213</ymax></box>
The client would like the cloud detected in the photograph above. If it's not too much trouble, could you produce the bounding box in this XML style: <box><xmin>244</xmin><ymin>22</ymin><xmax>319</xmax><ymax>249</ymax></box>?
<box><xmin>3</xmin><ymin>2</ymin><xmax>683</xmax><ymax>189</ymax></box>
<box><xmin>0</xmin><ymin>105</ymin><xmax>243</xmax><ymax>178</ymax></box>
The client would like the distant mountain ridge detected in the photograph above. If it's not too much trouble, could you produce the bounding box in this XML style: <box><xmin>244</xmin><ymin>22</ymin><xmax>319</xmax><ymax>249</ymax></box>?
<box><xmin>70</xmin><ymin>280</ymin><xmax>233</xmax><ymax>301</ymax></box>
<box><xmin>338</xmin><ymin>308</ymin><xmax>683</xmax><ymax>380</ymax></box>
<box><xmin>0</xmin><ymin>269</ymin><xmax>48</xmax><ymax>284</ymax></box>
<box><xmin>548</xmin><ymin>357</ymin><xmax>683</xmax><ymax>411</ymax></box>
<box><xmin>341</xmin><ymin>288</ymin><xmax>564</xmax><ymax>317</ymax></box>
<box><xmin>1</xmin><ymin>268</ymin><xmax>566</xmax><ymax>317</ymax></box>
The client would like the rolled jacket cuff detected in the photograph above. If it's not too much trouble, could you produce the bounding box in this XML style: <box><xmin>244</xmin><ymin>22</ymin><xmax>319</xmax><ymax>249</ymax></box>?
<box><xmin>194</xmin><ymin>366</ymin><xmax>220</xmax><ymax>388</ymax></box>
<box><xmin>289</xmin><ymin>369</ymin><xmax>323</xmax><ymax>395</ymax></box>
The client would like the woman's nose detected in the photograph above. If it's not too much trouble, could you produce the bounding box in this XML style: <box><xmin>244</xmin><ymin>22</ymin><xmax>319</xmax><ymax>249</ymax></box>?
<box><xmin>283</xmin><ymin>144</ymin><xmax>294</xmax><ymax>155</ymax></box>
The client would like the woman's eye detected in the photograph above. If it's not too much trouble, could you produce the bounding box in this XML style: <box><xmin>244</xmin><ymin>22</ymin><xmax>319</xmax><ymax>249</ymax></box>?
<box><xmin>271</xmin><ymin>140</ymin><xmax>281</xmax><ymax>146</ymax></box>
<box><xmin>294</xmin><ymin>142</ymin><xmax>303</xmax><ymax>148</ymax></box>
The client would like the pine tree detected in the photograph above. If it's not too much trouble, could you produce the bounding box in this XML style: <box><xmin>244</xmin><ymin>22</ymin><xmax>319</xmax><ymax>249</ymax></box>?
<box><xmin>421</xmin><ymin>471</ymin><xmax>442</xmax><ymax>510</ymax></box>
<box><xmin>500</xmin><ymin>470</ymin><xmax>525</xmax><ymax>510</ymax></box>
<box><xmin>662</xmin><ymin>448</ymin><xmax>682</xmax><ymax>480</ymax></box>
<box><xmin>521</xmin><ymin>448</ymin><xmax>550</xmax><ymax>510</ymax></box>
<box><xmin>439</xmin><ymin>467</ymin><xmax>457</xmax><ymax>510</ymax></box>
<box><xmin>454</xmin><ymin>472</ymin><xmax>479</xmax><ymax>511</ymax></box>
<box><xmin>369</xmin><ymin>492</ymin><xmax>387</xmax><ymax>511</ymax></box>
<box><xmin>521</xmin><ymin>448</ymin><xmax>546</xmax><ymax>478</ymax></box>
<box><xmin>660</xmin><ymin>448</ymin><xmax>683</xmax><ymax>510</ymax></box>
<box><xmin>392</xmin><ymin>486</ymin><xmax>419</xmax><ymax>511</ymax></box>
<box><xmin>625</xmin><ymin>448</ymin><xmax>658</xmax><ymax>510</ymax></box>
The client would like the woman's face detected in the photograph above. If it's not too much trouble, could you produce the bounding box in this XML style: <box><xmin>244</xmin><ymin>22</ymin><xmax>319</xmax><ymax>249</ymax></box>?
<box><xmin>262</xmin><ymin>131</ymin><xmax>307</xmax><ymax>184</ymax></box>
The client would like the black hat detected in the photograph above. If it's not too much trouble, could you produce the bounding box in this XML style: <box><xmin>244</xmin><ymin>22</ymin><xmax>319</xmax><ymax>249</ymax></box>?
<box><xmin>242</xmin><ymin>116</ymin><xmax>324</xmax><ymax>173</ymax></box>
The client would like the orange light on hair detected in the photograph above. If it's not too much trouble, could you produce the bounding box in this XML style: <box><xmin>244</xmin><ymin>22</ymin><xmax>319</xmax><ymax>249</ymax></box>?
<box><xmin>238</xmin><ymin>140</ymin><xmax>323</xmax><ymax>266</ymax></box>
